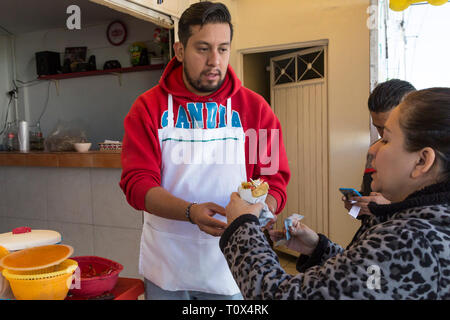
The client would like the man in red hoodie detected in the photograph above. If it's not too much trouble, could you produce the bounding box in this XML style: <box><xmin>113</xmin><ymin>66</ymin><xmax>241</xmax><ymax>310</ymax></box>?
<box><xmin>120</xmin><ymin>1</ymin><xmax>290</xmax><ymax>300</ymax></box>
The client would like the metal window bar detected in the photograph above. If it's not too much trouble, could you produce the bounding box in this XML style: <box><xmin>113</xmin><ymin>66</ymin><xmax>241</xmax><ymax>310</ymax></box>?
<box><xmin>274</xmin><ymin>57</ymin><xmax>295</xmax><ymax>84</ymax></box>
<box><xmin>298</xmin><ymin>50</ymin><xmax>324</xmax><ymax>81</ymax></box>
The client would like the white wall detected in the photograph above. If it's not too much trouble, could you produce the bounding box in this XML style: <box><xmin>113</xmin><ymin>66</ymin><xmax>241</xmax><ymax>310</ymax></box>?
<box><xmin>220</xmin><ymin>0</ymin><xmax>371</xmax><ymax>247</ymax></box>
<box><xmin>12</xmin><ymin>17</ymin><xmax>164</xmax><ymax>148</ymax></box>
<box><xmin>0</xmin><ymin>166</ymin><xmax>143</xmax><ymax>279</ymax></box>
<box><xmin>0</xmin><ymin>35</ymin><xmax>14</xmax><ymax>137</ymax></box>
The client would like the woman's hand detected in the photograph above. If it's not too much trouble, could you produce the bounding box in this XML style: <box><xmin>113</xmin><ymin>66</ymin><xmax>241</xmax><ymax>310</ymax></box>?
<box><xmin>342</xmin><ymin>197</ymin><xmax>354</xmax><ymax>211</ymax></box>
<box><xmin>268</xmin><ymin>221</ymin><xmax>319</xmax><ymax>255</ymax></box>
<box><xmin>349</xmin><ymin>192</ymin><xmax>391</xmax><ymax>216</ymax></box>
<box><xmin>225</xmin><ymin>192</ymin><xmax>263</xmax><ymax>225</ymax></box>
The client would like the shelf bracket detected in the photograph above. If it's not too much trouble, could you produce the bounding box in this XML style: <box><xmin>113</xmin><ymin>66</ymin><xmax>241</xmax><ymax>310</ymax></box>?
<box><xmin>51</xmin><ymin>79</ymin><xmax>60</xmax><ymax>96</ymax></box>
<box><xmin>111</xmin><ymin>73</ymin><xmax>122</xmax><ymax>86</ymax></box>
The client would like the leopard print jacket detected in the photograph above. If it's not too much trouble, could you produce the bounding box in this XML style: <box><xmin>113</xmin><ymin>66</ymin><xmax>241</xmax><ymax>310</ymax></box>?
<box><xmin>219</xmin><ymin>181</ymin><xmax>450</xmax><ymax>299</ymax></box>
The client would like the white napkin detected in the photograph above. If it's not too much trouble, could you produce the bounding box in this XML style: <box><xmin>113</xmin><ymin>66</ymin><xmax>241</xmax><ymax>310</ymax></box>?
<box><xmin>238</xmin><ymin>184</ymin><xmax>274</xmax><ymax>227</ymax></box>
<box><xmin>348</xmin><ymin>200</ymin><xmax>360</xmax><ymax>219</ymax></box>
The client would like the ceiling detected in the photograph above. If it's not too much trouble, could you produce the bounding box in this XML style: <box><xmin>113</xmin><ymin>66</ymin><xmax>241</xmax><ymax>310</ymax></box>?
<box><xmin>0</xmin><ymin>0</ymin><xmax>134</xmax><ymax>35</ymax></box>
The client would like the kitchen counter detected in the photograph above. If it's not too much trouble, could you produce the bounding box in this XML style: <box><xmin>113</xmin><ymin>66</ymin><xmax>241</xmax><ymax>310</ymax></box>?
<box><xmin>0</xmin><ymin>151</ymin><xmax>121</xmax><ymax>168</ymax></box>
<box><xmin>0</xmin><ymin>154</ymin><xmax>142</xmax><ymax>279</ymax></box>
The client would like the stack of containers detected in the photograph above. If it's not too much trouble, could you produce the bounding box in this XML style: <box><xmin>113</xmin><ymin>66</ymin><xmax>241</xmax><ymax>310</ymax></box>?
<box><xmin>0</xmin><ymin>227</ymin><xmax>78</xmax><ymax>300</ymax></box>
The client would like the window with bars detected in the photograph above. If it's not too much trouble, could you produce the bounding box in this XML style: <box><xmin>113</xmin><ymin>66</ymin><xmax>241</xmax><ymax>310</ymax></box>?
<box><xmin>273</xmin><ymin>49</ymin><xmax>325</xmax><ymax>85</ymax></box>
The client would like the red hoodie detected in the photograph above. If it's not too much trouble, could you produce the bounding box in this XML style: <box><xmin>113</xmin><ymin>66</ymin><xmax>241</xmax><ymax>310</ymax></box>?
<box><xmin>119</xmin><ymin>58</ymin><xmax>290</xmax><ymax>214</ymax></box>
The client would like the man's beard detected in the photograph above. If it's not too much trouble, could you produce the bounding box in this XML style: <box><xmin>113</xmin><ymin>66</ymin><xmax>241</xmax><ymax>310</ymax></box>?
<box><xmin>184</xmin><ymin>65</ymin><xmax>225</xmax><ymax>94</ymax></box>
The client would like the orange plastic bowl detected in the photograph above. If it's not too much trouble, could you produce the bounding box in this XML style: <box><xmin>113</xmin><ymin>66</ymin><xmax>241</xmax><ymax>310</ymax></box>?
<box><xmin>2</xmin><ymin>259</ymin><xmax>78</xmax><ymax>300</ymax></box>
<box><xmin>69</xmin><ymin>256</ymin><xmax>123</xmax><ymax>298</ymax></box>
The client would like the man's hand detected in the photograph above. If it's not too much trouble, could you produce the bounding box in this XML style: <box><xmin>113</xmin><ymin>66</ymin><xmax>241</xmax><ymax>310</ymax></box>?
<box><xmin>225</xmin><ymin>192</ymin><xmax>263</xmax><ymax>226</ymax></box>
<box><xmin>262</xmin><ymin>216</ymin><xmax>277</xmax><ymax>232</ymax></box>
<box><xmin>265</xmin><ymin>194</ymin><xmax>277</xmax><ymax>215</ymax></box>
<box><xmin>348</xmin><ymin>192</ymin><xmax>391</xmax><ymax>216</ymax></box>
<box><xmin>189</xmin><ymin>202</ymin><xmax>228</xmax><ymax>237</ymax></box>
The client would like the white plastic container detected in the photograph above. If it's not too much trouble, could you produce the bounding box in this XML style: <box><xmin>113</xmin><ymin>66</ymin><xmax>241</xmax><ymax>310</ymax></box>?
<box><xmin>0</xmin><ymin>228</ymin><xmax>62</xmax><ymax>252</ymax></box>
<box><xmin>18</xmin><ymin>121</ymin><xmax>29</xmax><ymax>152</ymax></box>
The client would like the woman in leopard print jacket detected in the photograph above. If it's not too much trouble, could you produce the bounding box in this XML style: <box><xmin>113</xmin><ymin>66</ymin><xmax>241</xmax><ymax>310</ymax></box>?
<box><xmin>220</xmin><ymin>88</ymin><xmax>450</xmax><ymax>300</ymax></box>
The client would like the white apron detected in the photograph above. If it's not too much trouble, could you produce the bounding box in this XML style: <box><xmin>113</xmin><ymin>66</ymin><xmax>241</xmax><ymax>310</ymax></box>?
<box><xmin>139</xmin><ymin>94</ymin><xmax>246</xmax><ymax>295</ymax></box>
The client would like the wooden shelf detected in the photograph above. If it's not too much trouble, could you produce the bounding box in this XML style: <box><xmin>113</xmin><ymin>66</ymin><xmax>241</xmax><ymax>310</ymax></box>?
<box><xmin>38</xmin><ymin>64</ymin><xmax>165</xmax><ymax>81</ymax></box>
<box><xmin>0</xmin><ymin>151</ymin><xmax>122</xmax><ymax>168</ymax></box>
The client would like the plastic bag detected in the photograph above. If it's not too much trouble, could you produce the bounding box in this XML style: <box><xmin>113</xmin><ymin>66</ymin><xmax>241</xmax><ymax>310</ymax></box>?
<box><xmin>45</xmin><ymin>120</ymin><xmax>88</xmax><ymax>152</ymax></box>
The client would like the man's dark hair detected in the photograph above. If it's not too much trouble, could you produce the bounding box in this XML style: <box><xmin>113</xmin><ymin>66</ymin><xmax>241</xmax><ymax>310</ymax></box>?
<box><xmin>178</xmin><ymin>1</ymin><xmax>233</xmax><ymax>47</ymax></box>
<box><xmin>368</xmin><ymin>79</ymin><xmax>416</xmax><ymax>113</ymax></box>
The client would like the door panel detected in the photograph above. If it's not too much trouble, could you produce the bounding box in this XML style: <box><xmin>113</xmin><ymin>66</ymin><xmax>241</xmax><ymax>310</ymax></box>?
<box><xmin>270</xmin><ymin>46</ymin><xmax>329</xmax><ymax>256</ymax></box>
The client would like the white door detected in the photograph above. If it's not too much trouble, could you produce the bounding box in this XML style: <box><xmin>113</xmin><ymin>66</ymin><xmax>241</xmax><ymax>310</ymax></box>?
<box><xmin>270</xmin><ymin>46</ymin><xmax>329</xmax><ymax>257</ymax></box>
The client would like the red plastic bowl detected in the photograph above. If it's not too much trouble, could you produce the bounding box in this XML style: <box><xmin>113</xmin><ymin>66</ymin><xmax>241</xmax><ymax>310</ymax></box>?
<box><xmin>69</xmin><ymin>256</ymin><xmax>123</xmax><ymax>297</ymax></box>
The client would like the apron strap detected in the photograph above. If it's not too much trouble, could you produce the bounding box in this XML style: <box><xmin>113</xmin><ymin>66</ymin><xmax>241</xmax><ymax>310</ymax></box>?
<box><xmin>167</xmin><ymin>94</ymin><xmax>174</xmax><ymax>128</ymax></box>
<box><xmin>227</xmin><ymin>98</ymin><xmax>232</xmax><ymax>128</ymax></box>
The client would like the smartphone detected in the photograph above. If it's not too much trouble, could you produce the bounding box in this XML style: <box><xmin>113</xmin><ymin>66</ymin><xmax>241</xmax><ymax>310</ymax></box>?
<box><xmin>339</xmin><ymin>188</ymin><xmax>363</xmax><ymax>200</ymax></box>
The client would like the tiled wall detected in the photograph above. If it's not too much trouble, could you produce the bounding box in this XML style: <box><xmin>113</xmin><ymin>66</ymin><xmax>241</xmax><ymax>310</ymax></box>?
<box><xmin>0</xmin><ymin>166</ymin><xmax>143</xmax><ymax>279</ymax></box>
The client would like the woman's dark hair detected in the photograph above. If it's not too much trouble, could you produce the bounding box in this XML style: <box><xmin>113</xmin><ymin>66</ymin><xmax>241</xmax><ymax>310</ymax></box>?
<box><xmin>399</xmin><ymin>88</ymin><xmax>450</xmax><ymax>179</ymax></box>
<box><xmin>368</xmin><ymin>79</ymin><xmax>416</xmax><ymax>113</ymax></box>
<box><xmin>178</xmin><ymin>1</ymin><xmax>233</xmax><ymax>47</ymax></box>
